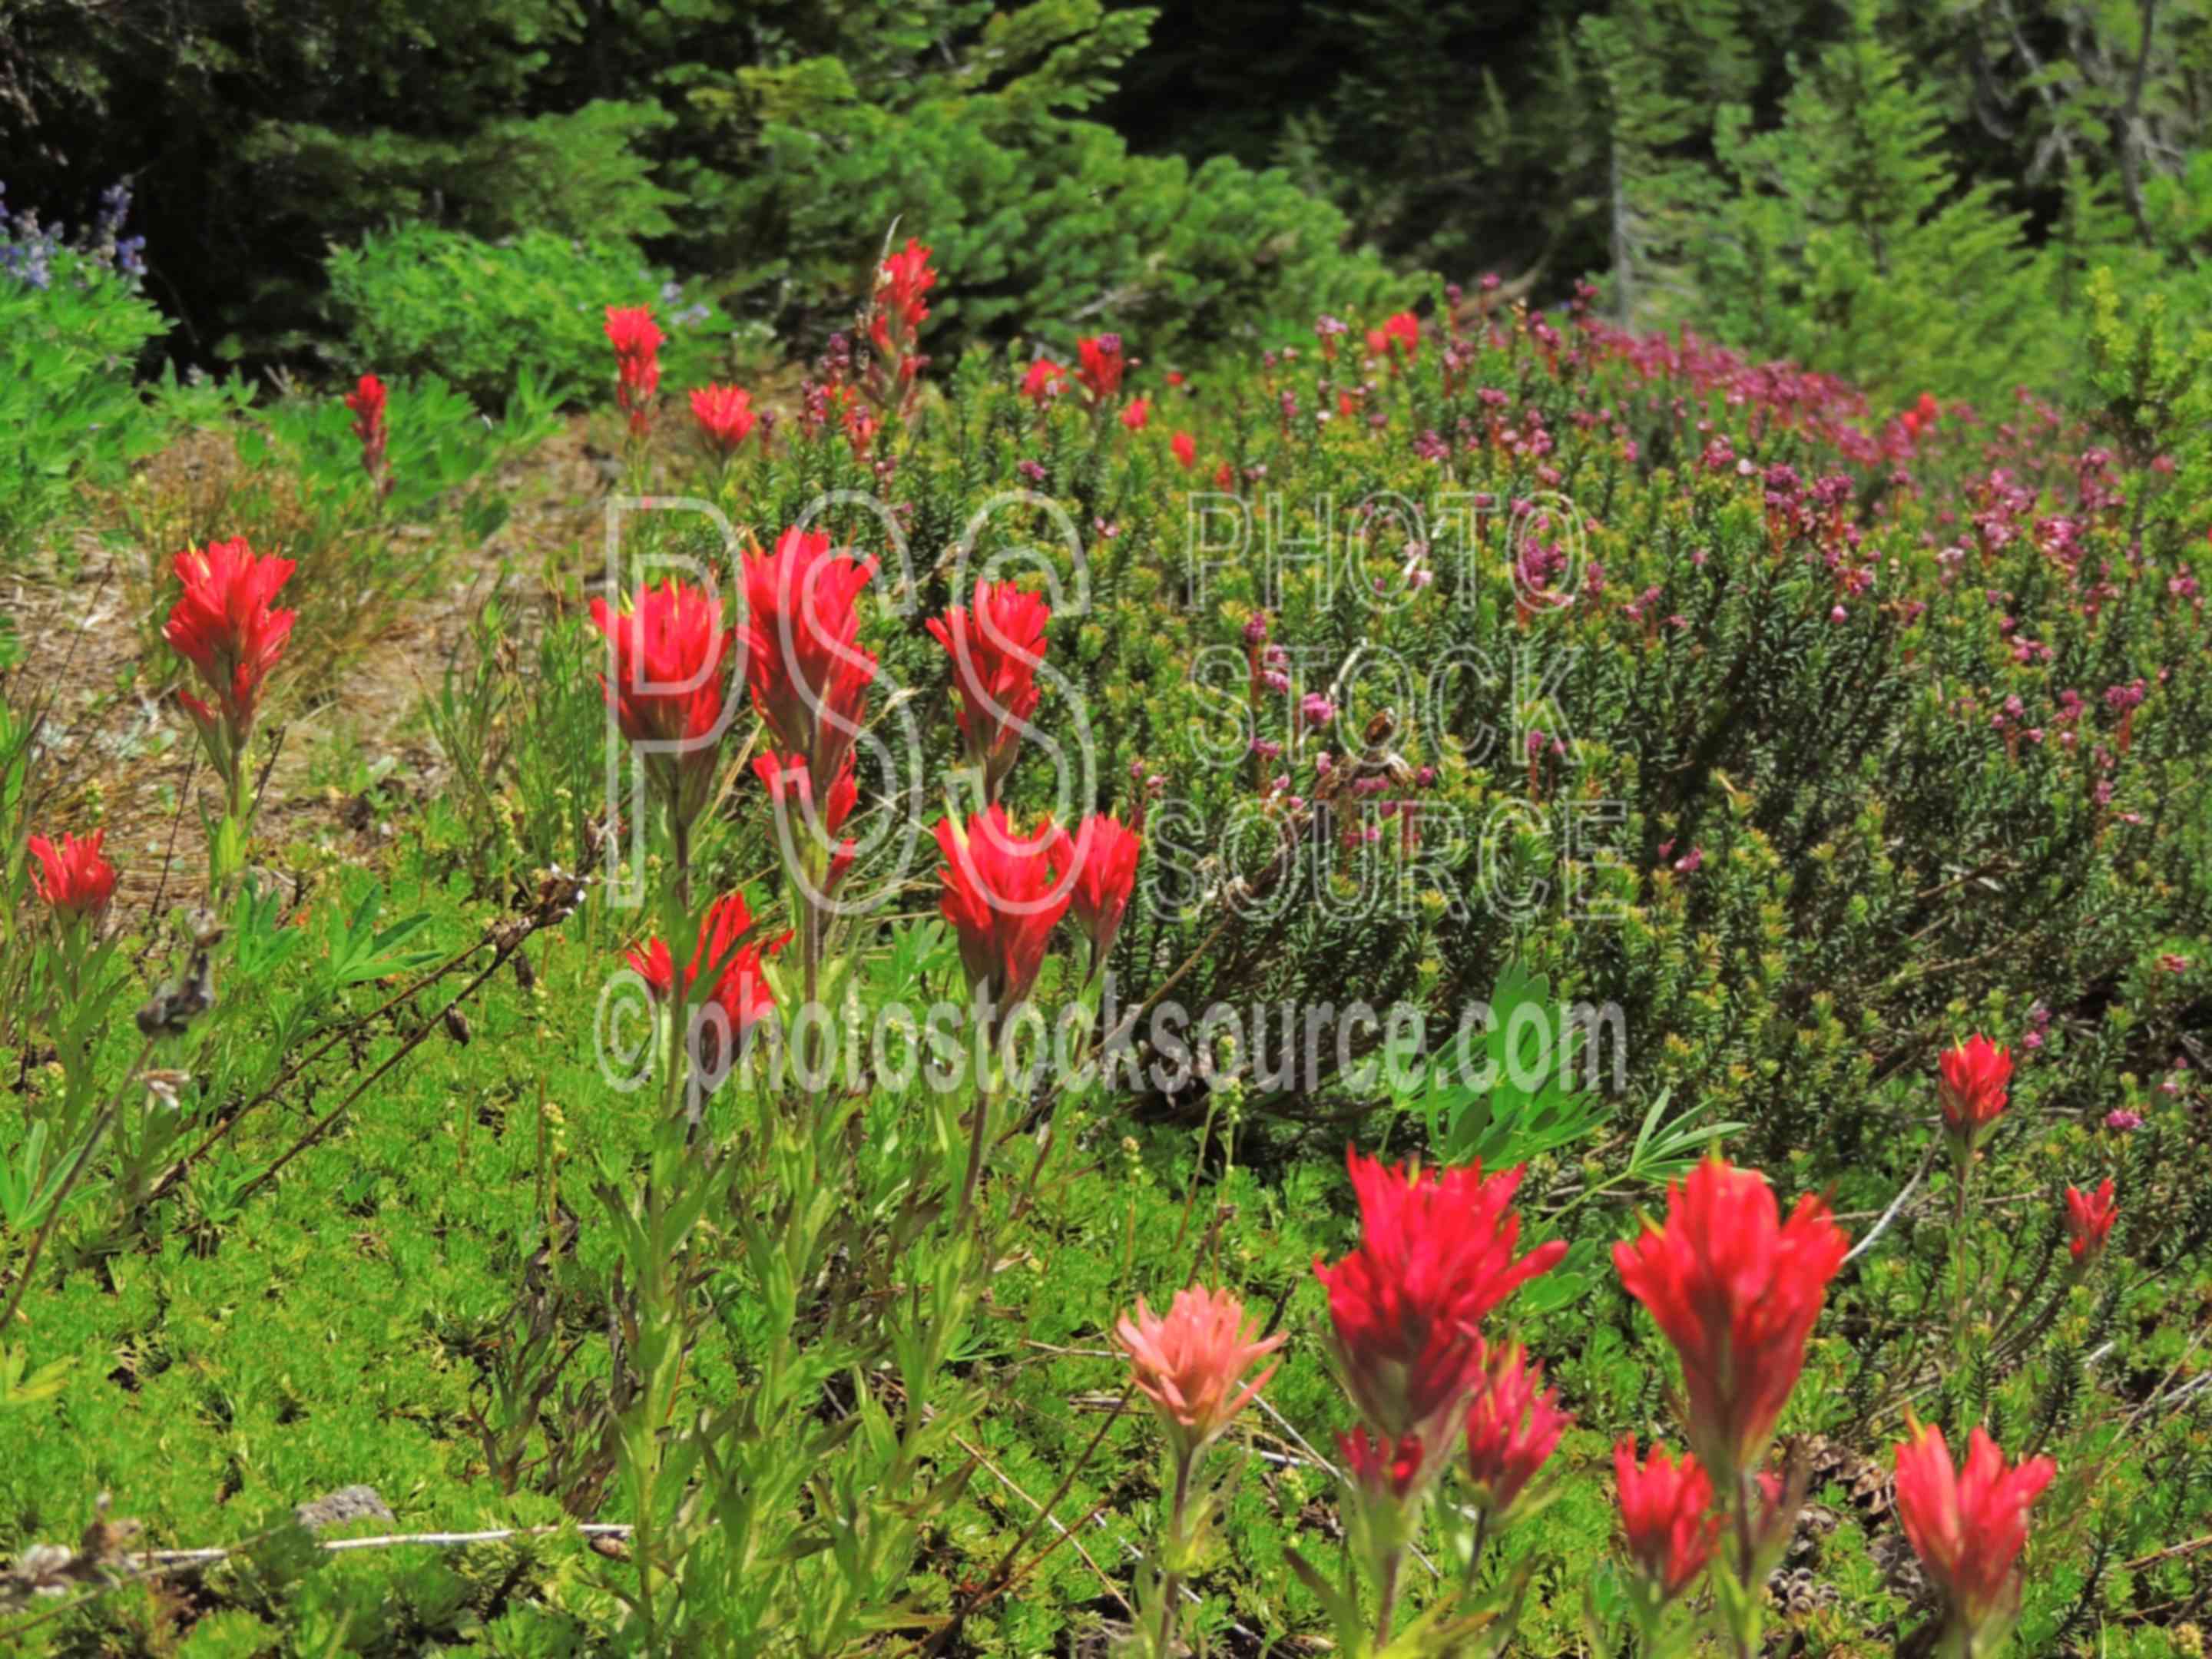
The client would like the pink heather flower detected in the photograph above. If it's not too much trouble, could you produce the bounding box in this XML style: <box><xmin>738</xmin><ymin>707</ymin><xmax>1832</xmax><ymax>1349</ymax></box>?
<box><xmin>2104</xmin><ymin>1108</ymin><xmax>2144</xmax><ymax>1132</ymax></box>
<box><xmin>1114</xmin><ymin>1285</ymin><xmax>1284</xmax><ymax>1458</ymax></box>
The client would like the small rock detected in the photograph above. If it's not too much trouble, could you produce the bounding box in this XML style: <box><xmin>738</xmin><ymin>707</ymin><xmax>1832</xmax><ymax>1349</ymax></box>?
<box><xmin>293</xmin><ymin>1485</ymin><xmax>394</xmax><ymax>1532</ymax></box>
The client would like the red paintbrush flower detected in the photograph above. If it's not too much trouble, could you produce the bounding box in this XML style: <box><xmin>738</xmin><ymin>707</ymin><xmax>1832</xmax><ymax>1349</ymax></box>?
<box><xmin>741</xmin><ymin>528</ymin><xmax>877</xmax><ymax>790</ymax></box>
<box><xmin>1939</xmin><ymin>1035</ymin><xmax>2013</xmax><ymax>1149</ymax></box>
<box><xmin>1022</xmin><ymin>358</ymin><xmax>1068</xmax><ymax>409</ymax></box>
<box><xmin>164</xmin><ymin>535</ymin><xmax>297</xmax><ymax>756</ymax></box>
<box><xmin>625</xmin><ymin>889</ymin><xmax>787</xmax><ymax>1055</ymax></box>
<box><xmin>2064</xmin><ymin>1178</ymin><xmax>2116</xmax><ymax>1261</ymax></box>
<box><xmin>689</xmin><ymin>384</ymin><xmax>757</xmax><ymax>458</ymax></box>
<box><xmin>1462</xmin><ymin>1338</ymin><xmax>1571</xmax><ymax>1522</ymax></box>
<box><xmin>1614</xmin><ymin>1439</ymin><xmax>1717</xmax><ymax>1602</ymax></box>
<box><xmin>870</xmin><ymin>237</ymin><xmax>935</xmax><ymax>359</ymax></box>
<box><xmin>1612</xmin><ymin>1157</ymin><xmax>1849</xmax><ymax>1482</ymax></box>
<box><xmin>1121</xmin><ymin>396</ymin><xmax>1150</xmax><ymax>432</ymax></box>
<box><xmin>28</xmin><ymin>829</ymin><xmax>117</xmax><ymax>918</ymax></box>
<box><xmin>1314</xmin><ymin>1151</ymin><xmax>1565</xmax><ymax>1467</ymax></box>
<box><xmin>1339</xmin><ymin>1427</ymin><xmax>1426</xmax><ymax>1506</ymax></box>
<box><xmin>1066</xmin><ymin>812</ymin><xmax>1141</xmax><ymax>973</ymax></box>
<box><xmin>344</xmin><ymin>373</ymin><xmax>389</xmax><ymax>492</ymax></box>
<box><xmin>604</xmin><ymin>306</ymin><xmax>662</xmax><ymax>437</ymax></box>
<box><xmin>751</xmin><ymin>749</ymin><xmax>857</xmax><ymax>838</ymax></box>
<box><xmin>932</xmin><ymin>804</ymin><xmax>1074</xmax><ymax>1025</ymax></box>
<box><xmin>1115</xmin><ymin>1285</ymin><xmax>1283</xmax><ymax>1459</ymax></box>
<box><xmin>588</xmin><ymin>577</ymin><xmax>732</xmax><ymax>825</ymax></box>
<box><xmin>925</xmin><ymin>580</ymin><xmax>1050</xmax><ymax>799</ymax></box>
<box><xmin>1893</xmin><ymin>1422</ymin><xmax>2055</xmax><ymax>1646</ymax></box>
<box><xmin>1075</xmin><ymin>334</ymin><xmax>1125</xmax><ymax>403</ymax></box>
<box><xmin>1171</xmin><ymin>431</ymin><xmax>1197</xmax><ymax>471</ymax></box>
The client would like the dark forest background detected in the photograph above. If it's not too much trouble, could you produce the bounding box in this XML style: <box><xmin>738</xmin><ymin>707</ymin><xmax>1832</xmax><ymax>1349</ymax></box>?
<box><xmin>4</xmin><ymin>0</ymin><xmax>2208</xmax><ymax>401</ymax></box>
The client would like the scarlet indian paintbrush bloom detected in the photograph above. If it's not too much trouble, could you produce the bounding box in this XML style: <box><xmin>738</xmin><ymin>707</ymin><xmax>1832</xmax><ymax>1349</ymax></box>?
<box><xmin>1114</xmin><ymin>1285</ymin><xmax>1284</xmax><ymax>1459</ymax></box>
<box><xmin>344</xmin><ymin>373</ymin><xmax>389</xmax><ymax>494</ymax></box>
<box><xmin>1893</xmin><ymin>1422</ymin><xmax>2055</xmax><ymax>1647</ymax></box>
<box><xmin>28</xmin><ymin>830</ymin><xmax>117</xmax><ymax>918</ymax></box>
<box><xmin>925</xmin><ymin>580</ymin><xmax>1049</xmax><ymax>800</ymax></box>
<box><xmin>1339</xmin><ymin>1427</ymin><xmax>1425</xmax><ymax>1505</ymax></box>
<box><xmin>2065</xmin><ymin>1178</ymin><xmax>2116</xmax><ymax>1261</ymax></box>
<box><xmin>869</xmin><ymin>237</ymin><xmax>935</xmax><ymax>363</ymax></box>
<box><xmin>689</xmin><ymin>384</ymin><xmax>757</xmax><ymax>459</ymax></box>
<box><xmin>1313</xmin><ymin>1151</ymin><xmax>1565</xmax><ymax>1480</ymax></box>
<box><xmin>1614</xmin><ymin>1439</ymin><xmax>1717</xmax><ymax>1603</ymax></box>
<box><xmin>1066</xmin><ymin>812</ymin><xmax>1141</xmax><ymax>975</ymax></box>
<box><xmin>588</xmin><ymin>578</ymin><xmax>733</xmax><ymax>828</ymax></box>
<box><xmin>742</xmin><ymin>527</ymin><xmax>878</xmax><ymax>794</ymax></box>
<box><xmin>604</xmin><ymin>305</ymin><xmax>662</xmax><ymax>438</ymax></box>
<box><xmin>1367</xmin><ymin>311</ymin><xmax>1419</xmax><ymax>367</ymax></box>
<box><xmin>1939</xmin><ymin>1035</ymin><xmax>2013</xmax><ymax>1151</ymax></box>
<box><xmin>932</xmin><ymin>803</ymin><xmax>1074</xmax><ymax>1027</ymax></box>
<box><xmin>1121</xmin><ymin>396</ymin><xmax>1150</xmax><ymax>432</ymax></box>
<box><xmin>1462</xmin><ymin>1338</ymin><xmax>1571</xmax><ymax>1522</ymax></box>
<box><xmin>752</xmin><ymin>750</ymin><xmax>856</xmax><ymax>837</ymax></box>
<box><xmin>1171</xmin><ymin>430</ymin><xmax>1197</xmax><ymax>471</ymax></box>
<box><xmin>1022</xmin><ymin>358</ymin><xmax>1068</xmax><ymax>409</ymax></box>
<box><xmin>1075</xmin><ymin>334</ymin><xmax>1125</xmax><ymax>403</ymax></box>
<box><xmin>627</xmin><ymin>889</ymin><xmax>788</xmax><ymax>1065</ymax></box>
<box><xmin>165</xmin><ymin>535</ymin><xmax>298</xmax><ymax>762</ymax></box>
<box><xmin>1612</xmin><ymin>1157</ymin><xmax>1849</xmax><ymax>1484</ymax></box>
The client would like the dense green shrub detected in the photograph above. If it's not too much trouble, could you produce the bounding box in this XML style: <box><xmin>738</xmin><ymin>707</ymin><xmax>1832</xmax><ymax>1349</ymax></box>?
<box><xmin>0</xmin><ymin>214</ymin><xmax>170</xmax><ymax>561</ymax></box>
<box><xmin>323</xmin><ymin>227</ymin><xmax>732</xmax><ymax>408</ymax></box>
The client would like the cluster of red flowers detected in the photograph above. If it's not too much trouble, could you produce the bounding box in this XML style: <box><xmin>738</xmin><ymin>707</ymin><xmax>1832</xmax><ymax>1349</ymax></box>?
<box><xmin>165</xmin><ymin>535</ymin><xmax>298</xmax><ymax>770</ymax></box>
<box><xmin>627</xmin><ymin>889</ymin><xmax>787</xmax><ymax>1058</ymax></box>
<box><xmin>869</xmin><ymin>237</ymin><xmax>935</xmax><ymax>378</ymax></box>
<box><xmin>743</xmin><ymin>527</ymin><xmax>878</xmax><ymax>823</ymax></box>
<box><xmin>929</xmin><ymin>806</ymin><xmax>1142</xmax><ymax>1018</ymax></box>
<box><xmin>604</xmin><ymin>306</ymin><xmax>663</xmax><ymax>438</ymax></box>
<box><xmin>688</xmin><ymin>384</ymin><xmax>756</xmax><ymax>459</ymax></box>
<box><xmin>925</xmin><ymin>580</ymin><xmax>1051</xmax><ymax>802</ymax></box>
<box><xmin>1366</xmin><ymin>310</ymin><xmax>1419</xmax><ymax>367</ymax></box>
<box><xmin>1075</xmin><ymin>335</ymin><xmax>1124</xmax><ymax>403</ymax></box>
<box><xmin>588</xmin><ymin>577</ymin><xmax>733</xmax><ymax>832</ymax></box>
<box><xmin>1314</xmin><ymin>1151</ymin><xmax>1568</xmax><ymax>1515</ymax></box>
